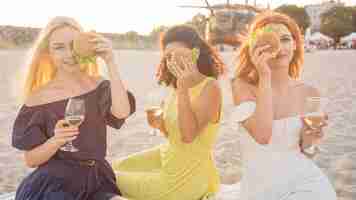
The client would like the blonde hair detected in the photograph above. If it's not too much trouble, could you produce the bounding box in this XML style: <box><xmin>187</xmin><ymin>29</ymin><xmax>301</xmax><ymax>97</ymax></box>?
<box><xmin>234</xmin><ymin>12</ymin><xmax>304</xmax><ymax>86</ymax></box>
<box><xmin>22</xmin><ymin>16</ymin><xmax>101</xmax><ymax>101</ymax></box>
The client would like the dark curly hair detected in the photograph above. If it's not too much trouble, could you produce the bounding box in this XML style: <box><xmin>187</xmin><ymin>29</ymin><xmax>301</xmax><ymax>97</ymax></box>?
<box><xmin>156</xmin><ymin>25</ymin><xmax>225</xmax><ymax>88</ymax></box>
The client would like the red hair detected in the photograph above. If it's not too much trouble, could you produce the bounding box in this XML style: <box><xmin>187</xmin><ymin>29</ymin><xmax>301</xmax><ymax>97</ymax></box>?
<box><xmin>235</xmin><ymin>11</ymin><xmax>304</xmax><ymax>85</ymax></box>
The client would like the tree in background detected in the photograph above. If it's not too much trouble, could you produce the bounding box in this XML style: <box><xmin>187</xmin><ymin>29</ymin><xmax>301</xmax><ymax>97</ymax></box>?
<box><xmin>124</xmin><ymin>31</ymin><xmax>139</xmax><ymax>47</ymax></box>
<box><xmin>149</xmin><ymin>25</ymin><xmax>169</xmax><ymax>46</ymax></box>
<box><xmin>186</xmin><ymin>13</ymin><xmax>207</xmax><ymax>38</ymax></box>
<box><xmin>352</xmin><ymin>6</ymin><xmax>356</xmax><ymax>32</ymax></box>
<box><xmin>275</xmin><ymin>5</ymin><xmax>310</xmax><ymax>34</ymax></box>
<box><xmin>320</xmin><ymin>6</ymin><xmax>354</xmax><ymax>43</ymax></box>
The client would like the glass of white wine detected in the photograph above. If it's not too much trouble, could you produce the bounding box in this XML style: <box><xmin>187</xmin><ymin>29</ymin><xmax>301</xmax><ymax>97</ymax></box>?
<box><xmin>144</xmin><ymin>88</ymin><xmax>166</xmax><ymax>136</ymax></box>
<box><xmin>301</xmin><ymin>97</ymin><xmax>329</xmax><ymax>154</ymax></box>
<box><xmin>60</xmin><ymin>97</ymin><xmax>85</xmax><ymax>152</ymax></box>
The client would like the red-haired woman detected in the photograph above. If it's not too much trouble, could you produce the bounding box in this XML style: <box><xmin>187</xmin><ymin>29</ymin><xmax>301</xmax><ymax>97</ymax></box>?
<box><xmin>231</xmin><ymin>12</ymin><xmax>337</xmax><ymax>199</ymax></box>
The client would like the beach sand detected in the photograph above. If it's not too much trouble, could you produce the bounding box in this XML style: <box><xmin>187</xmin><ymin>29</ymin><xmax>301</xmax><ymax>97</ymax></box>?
<box><xmin>0</xmin><ymin>49</ymin><xmax>355</xmax><ymax>199</ymax></box>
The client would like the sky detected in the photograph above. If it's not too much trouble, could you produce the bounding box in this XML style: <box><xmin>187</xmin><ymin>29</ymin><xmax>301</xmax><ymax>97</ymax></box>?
<box><xmin>1</xmin><ymin>0</ymin><xmax>355</xmax><ymax>35</ymax></box>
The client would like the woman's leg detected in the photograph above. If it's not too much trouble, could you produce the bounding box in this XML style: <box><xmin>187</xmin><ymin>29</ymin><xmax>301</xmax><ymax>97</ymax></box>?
<box><xmin>112</xmin><ymin>146</ymin><xmax>168</xmax><ymax>199</ymax></box>
<box><xmin>110</xmin><ymin>196</ymin><xmax>128</xmax><ymax>200</ymax></box>
<box><xmin>91</xmin><ymin>192</ymin><xmax>128</xmax><ymax>200</ymax></box>
<box><xmin>285</xmin><ymin>179</ymin><xmax>337</xmax><ymax>200</ymax></box>
<box><xmin>112</xmin><ymin>146</ymin><xmax>162</xmax><ymax>172</ymax></box>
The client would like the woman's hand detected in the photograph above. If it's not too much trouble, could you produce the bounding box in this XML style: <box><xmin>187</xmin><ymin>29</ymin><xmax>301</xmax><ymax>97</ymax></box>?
<box><xmin>23</xmin><ymin>119</ymin><xmax>79</xmax><ymax>168</ymax></box>
<box><xmin>90</xmin><ymin>32</ymin><xmax>115</xmax><ymax>64</ymax></box>
<box><xmin>299</xmin><ymin>119</ymin><xmax>327</xmax><ymax>156</ymax></box>
<box><xmin>146</xmin><ymin>107</ymin><xmax>163</xmax><ymax>129</ymax></box>
<box><xmin>146</xmin><ymin>109</ymin><xmax>168</xmax><ymax>137</ymax></box>
<box><xmin>168</xmin><ymin>52</ymin><xmax>198</xmax><ymax>90</ymax></box>
<box><xmin>48</xmin><ymin>120</ymin><xmax>79</xmax><ymax>149</ymax></box>
<box><xmin>250</xmin><ymin>45</ymin><xmax>274</xmax><ymax>77</ymax></box>
<box><xmin>300</xmin><ymin>126</ymin><xmax>324</xmax><ymax>148</ymax></box>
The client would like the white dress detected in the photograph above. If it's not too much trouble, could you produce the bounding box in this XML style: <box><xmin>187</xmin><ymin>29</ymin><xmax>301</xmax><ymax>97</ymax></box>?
<box><xmin>229</xmin><ymin>102</ymin><xmax>337</xmax><ymax>200</ymax></box>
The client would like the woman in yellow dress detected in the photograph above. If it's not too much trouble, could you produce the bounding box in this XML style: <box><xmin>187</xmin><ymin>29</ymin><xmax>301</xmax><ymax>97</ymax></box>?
<box><xmin>112</xmin><ymin>25</ymin><xmax>225</xmax><ymax>200</ymax></box>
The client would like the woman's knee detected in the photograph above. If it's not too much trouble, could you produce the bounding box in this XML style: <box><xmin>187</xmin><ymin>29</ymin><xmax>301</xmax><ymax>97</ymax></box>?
<box><xmin>109</xmin><ymin>196</ymin><xmax>127</xmax><ymax>200</ymax></box>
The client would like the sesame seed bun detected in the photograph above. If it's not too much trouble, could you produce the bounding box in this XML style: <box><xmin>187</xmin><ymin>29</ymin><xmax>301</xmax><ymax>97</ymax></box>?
<box><xmin>254</xmin><ymin>32</ymin><xmax>281</xmax><ymax>56</ymax></box>
<box><xmin>72</xmin><ymin>32</ymin><xmax>97</xmax><ymax>58</ymax></box>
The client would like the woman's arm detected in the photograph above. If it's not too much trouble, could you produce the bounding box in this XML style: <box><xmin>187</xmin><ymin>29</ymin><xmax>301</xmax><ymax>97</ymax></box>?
<box><xmin>106</xmin><ymin>60</ymin><xmax>132</xmax><ymax>119</ymax></box>
<box><xmin>168</xmin><ymin>51</ymin><xmax>221</xmax><ymax>143</ymax></box>
<box><xmin>177</xmin><ymin>80</ymin><xmax>221</xmax><ymax>143</ymax></box>
<box><xmin>24</xmin><ymin>121</ymin><xmax>79</xmax><ymax>168</ymax></box>
<box><xmin>93</xmin><ymin>35</ymin><xmax>132</xmax><ymax>119</ymax></box>
<box><xmin>233</xmin><ymin>45</ymin><xmax>274</xmax><ymax>145</ymax></box>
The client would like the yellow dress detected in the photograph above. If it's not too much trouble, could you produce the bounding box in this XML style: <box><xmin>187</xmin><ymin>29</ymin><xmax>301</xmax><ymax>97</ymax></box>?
<box><xmin>112</xmin><ymin>77</ymin><xmax>221</xmax><ymax>200</ymax></box>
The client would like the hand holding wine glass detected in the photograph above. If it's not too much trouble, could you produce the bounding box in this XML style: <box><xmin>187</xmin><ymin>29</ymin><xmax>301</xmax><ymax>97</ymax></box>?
<box><xmin>145</xmin><ymin>89</ymin><xmax>166</xmax><ymax>136</ymax></box>
<box><xmin>59</xmin><ymin>97</ymin><xmax>85</xmax><ymax>152</ymax></box>
<box><xmin>300</xmin><ymin>97</ymin><xmax>329</xmax><ymax>155</ymax></box>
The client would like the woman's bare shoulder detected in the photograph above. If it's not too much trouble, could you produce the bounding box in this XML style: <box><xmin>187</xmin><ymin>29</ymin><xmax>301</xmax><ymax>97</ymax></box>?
<box><xmin>90</xmin><ymin>76</ymin><xmax>107</xmax><ymax>85</ymax></box>
<box><xmin>24</xmin><ymin>83</ymin><xmax>60</xmax><ymax>107</ymax></box>
<box><xmin>25</xmin><ymin>76</ymin><xmax>107</xmax><ymax>107</ymax></box>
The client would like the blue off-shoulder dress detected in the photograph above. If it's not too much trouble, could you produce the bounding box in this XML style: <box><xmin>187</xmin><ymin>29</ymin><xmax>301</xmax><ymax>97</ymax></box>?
<box><xmin>12</xmin><ymin>80</ymin><xmax>136</xmax><ymax>200</ymax></box>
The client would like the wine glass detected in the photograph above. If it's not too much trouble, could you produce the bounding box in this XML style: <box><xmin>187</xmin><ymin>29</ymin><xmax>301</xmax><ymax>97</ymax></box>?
<box><xmin>144</xmin><ymin>88</ymin><xmax>166</xmax><ymax>136</ymax></box>
<box><xmin>60</xmin><ymin>97</ymin><xmax>85</xmax><ymax>152</ymax></box>
<box><xmin>301</xmin><ymin>97</ymin><xmax>329</xmax><ymax>154</ymax></box>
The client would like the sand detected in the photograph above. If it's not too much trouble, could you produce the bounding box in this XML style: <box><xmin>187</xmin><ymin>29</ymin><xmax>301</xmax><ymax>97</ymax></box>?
<box><xmin>0</xmin><ymin>49</ymin><xmax>355</xmax><ymax>199</ymax></box>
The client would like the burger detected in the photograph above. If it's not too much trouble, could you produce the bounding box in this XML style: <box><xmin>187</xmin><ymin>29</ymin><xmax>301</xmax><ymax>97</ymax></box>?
<box><xmin>250</xmin><ymin>28</ymin><xmax>281</xmax><ymax>57</ymax></box>
<box><xmin>72</xmin><ymin>32</ymin><xmax>98</xmax><ymax>64</ymax></box>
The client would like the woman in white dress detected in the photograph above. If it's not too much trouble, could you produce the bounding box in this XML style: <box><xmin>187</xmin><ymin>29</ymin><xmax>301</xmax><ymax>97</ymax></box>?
<box><xmin>230</xmin><ymin>12</ymin><xmax>337</xmax><ymax>200</ymax></box>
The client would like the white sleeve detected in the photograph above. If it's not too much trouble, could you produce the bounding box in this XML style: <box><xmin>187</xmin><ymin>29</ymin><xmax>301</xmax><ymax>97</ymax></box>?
<box><xmin>230</xmin><ymin>101</ymin><xmax>256</xmax><ymax>122</ymax></box>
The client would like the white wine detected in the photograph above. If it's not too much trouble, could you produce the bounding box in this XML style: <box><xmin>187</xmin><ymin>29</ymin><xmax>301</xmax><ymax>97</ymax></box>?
<box><xmin>145</xmin><ymin>106</ymin><xmax>163</xmax><ymax>130</ymax></box>
<box><xmin>145</xmin><ymin>106</ymin><xmax>163</xmax><ymax>116</ymax></box>
<box><xmin>66</xmin><ymin>115</ymin><xmax>84</xmax><ymax>127</ymax></box>
<box><xmin>301</xmin><ymin>97</ymin><xmax>329</xmax><ymax>155</ymax></box>
<box><xmin>302</xmin><ymin>114</ymin><xmax>327</xmax><ymax>130</ymax></box>
<box><xmin>61</xmin><ymin>97</ymin><xmax>85</xmax><ymax>152</ymax></box>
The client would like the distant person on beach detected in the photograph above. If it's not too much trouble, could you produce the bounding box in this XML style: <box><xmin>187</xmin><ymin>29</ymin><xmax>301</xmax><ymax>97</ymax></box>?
<box><xmin>230</xmin><ymin>12</ymin><xmax>337</xmax><ymax>199</ymax></box>
<box><xmin>112</xmin><ymin>25</ymin><xmax>225</xmax><ymax>200</ymax></box>
<box><xmin>11</xmin><ymin>16</ymin><xmax>135</xmax><ymax>200</ymax></box>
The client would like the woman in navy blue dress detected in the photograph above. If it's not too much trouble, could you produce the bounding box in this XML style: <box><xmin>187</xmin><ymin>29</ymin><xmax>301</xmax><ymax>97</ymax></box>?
<box><xmin>12</xmin><ymin>16</ymin><xmax>135</xmax><ymax>200</ymax></box>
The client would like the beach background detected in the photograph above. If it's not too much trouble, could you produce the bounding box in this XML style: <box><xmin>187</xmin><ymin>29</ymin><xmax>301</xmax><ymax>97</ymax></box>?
<box><xmin>0</xmin><ymin>49</ymin><xmax>355</xmax><ymax>199</ymax></box>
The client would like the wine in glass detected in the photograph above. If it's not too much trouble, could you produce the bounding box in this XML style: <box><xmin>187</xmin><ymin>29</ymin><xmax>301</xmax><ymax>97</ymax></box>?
<box><xmin>301</xmin><ymin>97</ymin><xmax>328</xmax><ymax>154</ymax></box>
<box><xmin>145</xmin><ymin>89</ymin><xmax>166</xmax><ymax>135</ymax></box>
<box><xmin>60</xmin><ymin>97</ymin><xmax>85</xmax><ymax>152</ymax></box>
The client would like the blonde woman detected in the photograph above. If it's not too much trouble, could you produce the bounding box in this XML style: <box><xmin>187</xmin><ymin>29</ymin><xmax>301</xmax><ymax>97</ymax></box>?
<box><xmin>231</xmin><ymin>12</ymin><xmax>336</xmax><ymax>199</ymax></box>
<box><xmin>11</xmin><ymin>16</ymin><xmax>135</xmax><ymax>200</ymax></box>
